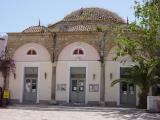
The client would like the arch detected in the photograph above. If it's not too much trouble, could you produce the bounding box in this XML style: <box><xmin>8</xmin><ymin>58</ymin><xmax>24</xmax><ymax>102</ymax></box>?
<box><xmin>13</xmin><ymin>43</ymin><xmax>51</xmax><ymax>62</ymax></box>
<box><xmin>58</xmin><ymin>42</ymin><xmax>100</xmax><ymax>61</ymax></box>
<box><xmin>106</xmin><ymin>46</ymin><xmax>117</xmax><ymax>61</ymax></box>
<box><xmin>106</xmin><ymin>46</ymin><xmax>132</xmax><ymax>62</ymax></box>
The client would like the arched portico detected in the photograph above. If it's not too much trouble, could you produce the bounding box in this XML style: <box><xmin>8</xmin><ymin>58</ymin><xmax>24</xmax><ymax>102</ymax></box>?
<box><xmin>10</xmin><ymin>43</ymin><xmax>52</xmax><ymax>104</ymax></box>
<box><xmin>105</xmin><ymin>46</ymin><xmax>137</xmax><ymax>106</ymax></box>
<box><xmin>56</xmin><ymin>42</ymin><xmax>101</xmax><ymax>104</ymax></box>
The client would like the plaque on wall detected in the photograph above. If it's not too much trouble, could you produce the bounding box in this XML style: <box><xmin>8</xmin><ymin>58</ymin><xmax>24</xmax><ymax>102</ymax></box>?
<box><xmin>89</xmin><ymin>84</ymin><xmax>99</xmax><ymax>92</ymax></box>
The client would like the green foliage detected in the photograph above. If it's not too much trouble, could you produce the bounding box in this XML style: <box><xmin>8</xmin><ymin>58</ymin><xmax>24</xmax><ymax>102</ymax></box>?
<box><xmin>112</xmin><ymin>58</ymin><xmax>160</xmax><ymax>88</ymax></box>
<box><xmin>96</xmin><ymin>26</ymin><xmax>109</xmax><ymax>32</ymax></box>
<box><xmin>96</xmin><ymin>26</ymin><xmax>103</xmax><ymax>32</ymax></box>
<box><xmin>115</xmin><ymin>0</ymin><xmax>160</xmax><ymax>61</ymax></box>
<box><xmin>113</xmin><ymin>0</ymin><xmax>160</xmax><ymax>108</ymax></box>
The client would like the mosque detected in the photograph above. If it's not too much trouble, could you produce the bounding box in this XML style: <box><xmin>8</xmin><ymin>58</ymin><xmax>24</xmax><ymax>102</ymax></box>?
<box><xmin>5</xmin><ymin>7</ymin><xmax>138</xmax><ymax>106</ymax></box>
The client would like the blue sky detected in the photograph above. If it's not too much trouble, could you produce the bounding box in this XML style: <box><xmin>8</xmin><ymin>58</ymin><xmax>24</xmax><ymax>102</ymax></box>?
<box><xmin>0</xmin><ymin>0</ymin><xmax>135</xmax><ymax>33</ymax></box>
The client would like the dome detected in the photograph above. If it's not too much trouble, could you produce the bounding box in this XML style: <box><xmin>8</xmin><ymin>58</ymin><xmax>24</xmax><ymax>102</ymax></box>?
<box><xmin>63</xmin><ymin>7</ymin><xmax>125</xmax><ymax>24</ymax></box>
<box><xmin>22</xmin><ymin>26</ymin><xmax>49</xmax><ymax>33</ymax></box>
<box><xmin>48</xmin><ymin>7</ymin><xmax>126</xmax><ymax>32</ymax></box>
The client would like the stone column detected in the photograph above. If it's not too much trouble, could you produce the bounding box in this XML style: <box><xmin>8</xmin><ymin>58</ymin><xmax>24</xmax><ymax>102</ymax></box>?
<box><xmin>100</xmin><ymin>31</ymin><xmax>107</xmax><ymax>106</ymax></box>
<box><xmin>100</xmin><ymin>61</ymin><xmax>105</xmax><ymax>105</ymax></box>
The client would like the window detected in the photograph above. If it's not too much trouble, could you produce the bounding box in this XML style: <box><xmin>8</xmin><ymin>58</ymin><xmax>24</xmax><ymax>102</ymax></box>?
<box><xmin>27</xmin><ymin>49</ymin><xmax>37</xmax><ymax>55</ymax></box>
<box><xmin>73</xmin><ymin>48</ymin><xmax>84</xmax><ymax>55</ymax></box>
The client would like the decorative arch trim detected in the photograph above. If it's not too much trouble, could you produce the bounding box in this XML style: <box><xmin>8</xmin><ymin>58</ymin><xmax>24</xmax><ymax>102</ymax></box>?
<box><xmin>13</xmin><ymin>43</ymin><xmax>51</xmax><ymax>62</ymax></box>
<box><xmin>58</xmin><ymin>42</ymin><xmax>100</xmax><ymax>61</ymax></box>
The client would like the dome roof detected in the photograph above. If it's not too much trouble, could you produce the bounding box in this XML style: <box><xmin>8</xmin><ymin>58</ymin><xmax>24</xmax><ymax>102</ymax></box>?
<box><xmin>63</xmin><ymin>8</ymin><xmax>125</xmax><ymax>24</ymax></box>
<box><xmin>22</xmin><ymin>26</ymin><xmax>49</xmax><ymax>33</ymax></box>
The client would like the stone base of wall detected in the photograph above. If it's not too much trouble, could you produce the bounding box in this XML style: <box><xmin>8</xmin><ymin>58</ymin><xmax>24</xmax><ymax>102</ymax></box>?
<box><xmin>10</xmin><ymin>99</ymin><xmax>51</xmax><ymax>105</ymax></box>
<box><xmin>105</xmin><ymin>101</ymin><xmax>117</xmax><ymax>107</ymax></box>
<box><xmin>9</xmin><ymin>100</ymin><xmax>119</xmax><ymax>107</ymax></box>
<box><xmin>39</xmin><ymin>100</ymin><xmax>51</xmax><ymax>104</ymax></box>
<box><xmin>10</xmin><ymin>99</ymin><xmax>20</xmax><ymax>104</ymax></box>
<box><xmin>56</xmin><ymin>101</ymin><xmax>100</xmax><ymax>106</ymax></box>
<box><xmin>87</xmin><ymin>101</ymin><xmax>100</xmax><ymax>106</ymax></box>
<box><xmin>56</xmin><ymin>101</ymin><xmax>68</xmax><ymax>105</ymax></box>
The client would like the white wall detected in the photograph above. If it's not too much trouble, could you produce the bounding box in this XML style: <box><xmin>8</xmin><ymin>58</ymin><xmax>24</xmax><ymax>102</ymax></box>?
<box><xmin>56</xmin><ymin>62</ymin><xmax>69</xmax><ymax>102</ymax></box>
<box><xmin>105</xmin><ymin>61</ymin><xmax>120</xmax><ymax>105</ymax></box>
<box><xmin>87</xmin><ymin>62</ymin><xmax>101</xmax><ymax>102</ymax></box>
<box><xmin>9</xmin><ymin>63</ymin><xmax>22</xmax><ymax>100</ymax></box>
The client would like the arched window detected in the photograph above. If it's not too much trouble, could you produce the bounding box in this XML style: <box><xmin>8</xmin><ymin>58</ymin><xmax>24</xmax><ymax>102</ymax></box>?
<box><xmin>27</xmin><ymin>49</ymin><xmax>37</xmax><ymax>55</ymax></box>
<box><xmin>73</xmin><ymin>48</ymin><xmax>84</xmax><ymax>55</ymax></box>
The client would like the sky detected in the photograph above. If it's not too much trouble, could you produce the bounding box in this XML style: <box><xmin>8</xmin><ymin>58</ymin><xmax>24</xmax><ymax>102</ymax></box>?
<box><xmin>0</xmin><ymin>0</ymin><xmax>135</xmax><ymax>33</ymax></box>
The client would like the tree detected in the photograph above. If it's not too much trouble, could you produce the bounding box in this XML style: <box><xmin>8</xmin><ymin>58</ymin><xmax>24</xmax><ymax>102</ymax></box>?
<box><xmin>116</xmin><ymin>0</ymin><xmax>160</xmax><ymax>60</ymax></box>
<box><xmin>111</xmin><ymin>59</ymin><xmax>160</xmax><ymax>108</ymax></box>
<box><xmin>0</xmin><ymin>48</ymin><xmax>15</xmax><ymax>89</ymax></box>
<box><xmin>112</xmin><ymin>0</ymin><xmax>160</xmax><ymax>108</ymax></box>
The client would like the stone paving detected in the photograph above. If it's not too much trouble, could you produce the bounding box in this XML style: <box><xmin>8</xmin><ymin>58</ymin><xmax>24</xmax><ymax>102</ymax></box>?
<box><xmin>0</xmin><ymin>105</ymin><xmax>159</xmax><ymax>120</ymax></box>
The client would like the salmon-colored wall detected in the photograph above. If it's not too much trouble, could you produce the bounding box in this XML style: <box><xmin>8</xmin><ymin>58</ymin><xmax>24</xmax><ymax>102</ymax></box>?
<box><xmin>13</xmin><ymin>43</ymin><xmax>51</xmax><ymax>62</ymax></box>
<box><xmin>58</xmin><ymin>42</ymin><xmax>100</xmax><ymax>61</ymax></box>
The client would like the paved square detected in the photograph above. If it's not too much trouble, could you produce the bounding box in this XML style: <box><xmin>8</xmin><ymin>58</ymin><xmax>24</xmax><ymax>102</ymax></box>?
<box><xmin>0</xmin><ymin>105</ymin><xmax>159</xmax><ymax>120</ymax></box>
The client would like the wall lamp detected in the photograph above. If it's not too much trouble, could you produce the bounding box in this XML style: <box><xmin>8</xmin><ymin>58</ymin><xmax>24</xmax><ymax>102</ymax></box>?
<box><xmin>110</xmin><ymin>73</ymin><xmax>113</xmax><ymax>80</ymax></box>
<box><xmin>13</xmin><ymin>73</ymin><xmax>16</xmax><ymax>79</ymax></box>
<box><xmin>44</xmin><ymin>72</ymin><xmax>47</xmax><ymax>80</ymax></box>
<box><xmin>93</xmin><ymin>74</ymin><xmax>96</xmax><ymax>80</ymax></box>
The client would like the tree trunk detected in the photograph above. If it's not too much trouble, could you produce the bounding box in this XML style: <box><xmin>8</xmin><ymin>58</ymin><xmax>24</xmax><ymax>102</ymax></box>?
<box><xmin>2</xmin><ymin>73</ymin><xmax>7</xmax><ymax>90</ymax></box>
<box><xmin>139</xmin><ymin>89</ymin><xmax>149</xmax><ymax>109</ymax></box>
<box><xmin>2</xmin><ymin>68</ymin><xmax>9</xmax><ymax>90</ymax></box>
